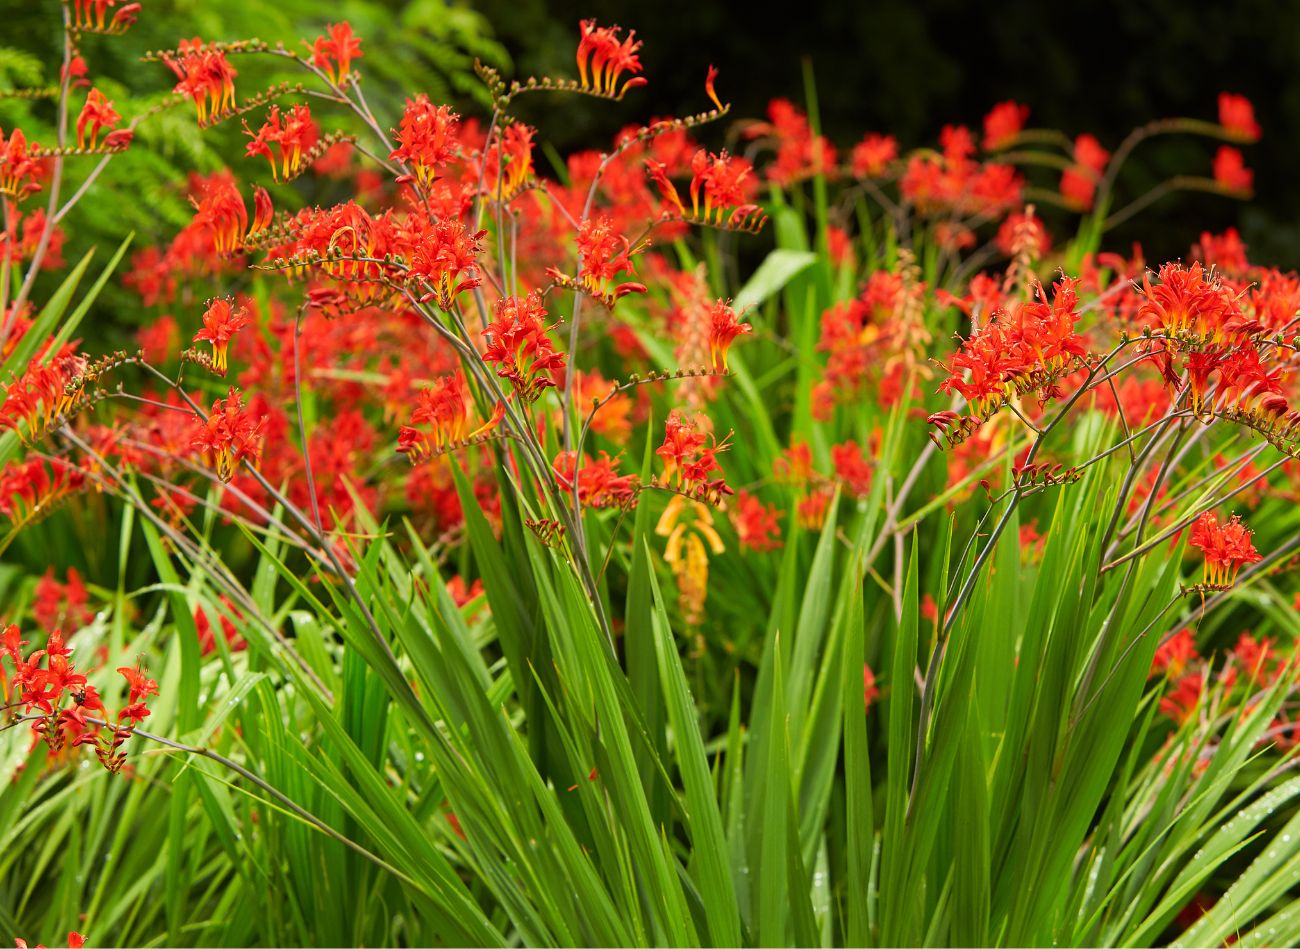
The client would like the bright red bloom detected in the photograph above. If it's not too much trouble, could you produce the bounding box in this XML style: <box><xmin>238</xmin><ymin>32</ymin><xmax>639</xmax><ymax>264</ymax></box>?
<box><xmin>730</xmin><ymin>489</ymin><xmax>781</xmax><ymax>552</ymax></box>
<box><xmin>575</xmin><ymin>215</ymin><xmax>644</xmax><ymax>298</ymax></box>
<box><xmin>389</xmin><ymin>97</ymin><xmax>459</xmax><ymax>188</ymax></box>
<box><xmin>1213</xmin><ymin>146</ymin><xmax>1253</xmax><ymax>194</ymax></box>
<box><xmin>193</xmin><ymin>297</ymin><xmax>252</xmax><ymax>373</ymax></box>
<box><xmin>0</xmin><ymin>127</ymin><xmax>43</xmax><ymax>200</ymax></box>
<box><xmin>576</xmin><ymin>19</ymin><xmax>647</xmax><ymax>99</ymax></box>
<box><xmin>397</xmin><ymin>371</ymin><xmax>481</xmax><ymax>461</ymax></box>
<box><xmin>1136</xmin><ymin>261</ymin><xmax>1237</xmax><ymax>340</ymax></box>
<box><xmin>481</xmin><ymin>293</ymin><xmax>566</xmax><ymax>402</ymax></box>
<box><xmin>706</xmin><ymin>300</ymin><xmax>751</xmax><ymax>371</ymax></box>
<box><xmin>164</xmin><ymin>38</ymin><xmax>237</xmax><ymax>124</ymax></box>
<box><xmin>657</xmin><ymin>411</ymin><xmax>730</xmax><ymax>502</ymax></box>
<box><xmin>831</xmin><ymin>440</ymin><xmax>873</xmax><ymax>498</ymax></box>
<box><xmin>312</xmin><ymin>22</ymin><xmax>363</xmax><ymax>85</ymax></box>
<box><xmin>1060</xmin><ymin>136</ymin><xmax>1108</xmax><ymax>211</ymax></box>
<box><xmin>1188</xmin><ymin>511</ymin><xmax>1262</xmax><ymax>587</ymax></box>
<box><xmin>1218</xmin><ymin>92</ymin><xmax>1261</xmax><ymax>143</ymax></box>
<box><xmin>244</xmin><ymin>104</ymin><xmax>318</xmax><ymax>182</ymax></box>
<box><xmin>850</xmin><ymin>133</ymin><xmax>897</xmax><ymax>178</ymax></box>
<box><xmin>481</xmin><ymin>122</ymin><xmax>536</xmax><ymax>200</ymax></box>
<box><xmin>117</xmin><ymin>663</ymin><xmax>159</xmax><ymax>706</ymax></box>
<box><xmin>75</xmin><ymin>88</ymin><xmax>121</xmax><ymax>150</ymax></box>
<box><xmin>553</xmin><ymin>450</ymin><xmax>639</xmax><ymax>509</ymax></box>
<box><xmin>405</xmin><ymin>216</ymin><xmax>485</xmax><ymax>310</ymax></box>
<box><xmin>982</xmin><ymin>100</ymin><xmax>1029</xmax><ymax>151</ymax></box>
<box><xmin>1150</xmin><ymin>627</ymin><xmax>1198</xmax><ymax>678</ymax></box>
<box><xmin>191</xmin><ymin>387</ymin><xmax>263</xmax><ymax>481</ymax></box>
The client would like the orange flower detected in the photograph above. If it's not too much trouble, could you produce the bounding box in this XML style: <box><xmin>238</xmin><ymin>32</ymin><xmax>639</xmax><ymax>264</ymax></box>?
<box><xmin>192</xmin><ymin>297</ymin><xmax>251</xmax><ymax>373</ymax></box>
<box><xmin>312</xmin><ymin>22</ymin><xmax>363</xmax><ymax>85</ymax></box>
<box><xmin>389</xmin><ymin>97</ymin><xmax>459</xmax><ymax>189</ymax></box>
<box><xmin>244</xmin><ymin>104</ymin><xmax>318</xmax><ymax>182</ymax></box>
<box><xmin>191</xmin><ymin>388</ymin><xmax>263</xmax><ymax>481</ymax></box>
<box><xmin>576</xmin><ymin>19</ymin><xmax>647</xmax><ymax>99</ymax></box>
<box><xmin>164</xmin><ymin>38</ymin><xmax>237</xmax><ymax>124</ymax></box>
<box><xmin>1188</xmin><ymin>511</ymin><xmax>1262</xmax><ymax>587</ymax></box>
<box><xmin>481</xmin><ymin>293</ymin><xmax>566</xmax><ymax>403</ymax></box>
<box><xmin>75</xmin><ymin>88</ymin><xmax>121</xmax><ymax>150</ymax></box>
<box><xmin>707</xmin><ymin>300</ymin><xmax>751</xmax><ymax>371</ymax></box>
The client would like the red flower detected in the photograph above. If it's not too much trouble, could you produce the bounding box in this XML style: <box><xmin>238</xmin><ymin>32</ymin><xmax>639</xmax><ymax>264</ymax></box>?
<box><xmin>1188</xmin><ymin>511</ymin><xmax>1262</xmax><ymax>587</ymax></box>
<box><xmin>244</xmin><ymin>104</ymin><xmax>318</xmax><ymax>182</ymax></box>
<box><xmin>863</xmin><ymin>665</ymin><xmax>880</xmax><ymax>712</ymax></box>
<box><xmin>1213</xmin><ymin>146</ymin><xmax>1253</xmax><ymax>195</ymax></box>
<box><xmin>389</xmin><ymin>97</ymin><xmax>459</xmax><ymax>188</ymax></box>
<box><xmin>657</xmin><ymin>411</ymin><xmax>730</xmax><ymax>502</ymax></box>
<box><xmin>982</xmin><ymin>100</ymin><xmax>1029</xmax><ymax>151</ymax></box>
<box><xmin>1159</xmin><ymin>672</ymin><xmax>1202</xmax><ymax>725</ymax></box>
<box><xmin>75</xmin><ymin>89</ymin><xmax>121</xmax><ymax>150</ymax></box>
<box><xmin>481</xmin><ymin>123</ymin><xmax>536</xmax><ymax>200</ymax></box>
<box><xmin>193</xmin><ymin>297</ymin><xmax>252</xmax><ymax>373</ymax></box>
<box><xmin>850</xmin><ymin>133</ymin><xmax>897</xmax><ymax>178</ymax></box>
<box><xmin>396</xmin><ymin>371</ymin><xmax>480</xmax><ymax>461</ymax></box>
<box><xmin>706</xmin><ymin>300</ymin><xmax>751</xmax><ymax>371</ymax></box>
<box><xmin>481</xmin><ymin>293</ymin><xmax>566</xmax><ymax>403</ymax></box>
<box><xmin>1218</xmin><ymin>92</ymin><xmax>1261</xmax><ymax>143</ymax></box>
<box><xmin>191</xmin><ymin>387</ymin><xmax>263</xmax><ymax>481</ymax></box>
<box><xmin>730</xmin><ymin>490</ymin><xmax>781</xmax><ymax>552</ymax></box>
<box><xmin>0</xmin><ymin>127</ymin><xmax>43</xmax><ymax>200</ymax></box>
<box><xmin>831</xmin><ymin>441</ymin><xmax>873</xmax><ymax>498</ymax></box>
<box><xmin>406</xmin><ymin>217</ymin><xmax>485</xmax><ymax>311</ymax></box>
<box><xmin>575</xmin><ymin>215</ymin><xmax>645</xmax><ymax>299</ymax></box>
<box><xmin>312</xmin><ymin>22</ymin><xmax>363</xmax><ymax>85</ymax></box>
<box><xmin>163</xmin><ymin>38</ymin><xmax>237</xmax><ymax>124</ymax></box>
<box><xmin>553</xmin><ymin>451</ymin><xmax>639</xmax><ymax>509</ymax></box>
<box><xmin>1150</xmin><ymin>627</ymin><xmax>1198</xmax><ymax>678</ymax></box>
<box><xmin>576</xmin><ymin>19</ymin><xmax>647</xmax><ymax>99</ymax></box>
<box><xmin>117</xmin><ymin>663</ymin><xmax>159</xmax><ymax>706</ymax></box>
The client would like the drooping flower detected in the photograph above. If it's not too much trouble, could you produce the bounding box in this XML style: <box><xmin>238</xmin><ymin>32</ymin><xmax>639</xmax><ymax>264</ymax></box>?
<box><xmin>75</xmin><ymin>89</ymin><xmax>121</xmax><ymax>150</ymax></box>
<box><xmin>0</xmin><ymin>128</ymin><xmax>43</xmax><ymax>200</ymax></box>
<box><xmin>481</xmin><ymin>293</ymin><xmax>566</xmax><ymax>402</ymax></box>
<box><xmin>191</xmin><ymin>387</ymin><xmax>263</xmax><ymax>481</ymax></box>
<box><xmin>192</xmin><ymin>297</ymin><xmax>252</xmax><ymax>373</ymax></box>
<box><xmin>244</xmin><ymin>104</ymin><xmax>319</xmax><ymax>182</ymax></box>
<box><xmin>312</xmin><ymin>22</ymin><xmax>364</xmax><ymax>85</ymax></box>
<box><xmin>1188</xmin><ymin>511</ymin><xmax>1262</xmax><ymax>587</ymax></box>
<box><xmin>655</xmin><ymin>494</ymin><xmax>724</xmax><ymax>625</ymax></box>
<box><xmin>576</xmin><ymin>19</ymin><xmax>647</xmax><ymax>99</ymax></box>
<box><xmin>163</xmin><ymin>38</ymin><xmax>237</xmax><ymax>124</ymax></box>
<box><xmin>706</xmin><ymin>300</ymin><xmax>751</xmax><ymax>371</ymax></box>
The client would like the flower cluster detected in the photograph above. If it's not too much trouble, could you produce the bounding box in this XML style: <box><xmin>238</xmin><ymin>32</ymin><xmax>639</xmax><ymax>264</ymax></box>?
<box><xmin>1</xmin><ymin>625</ymin><xmax>157</xmax><ymax>773</ymax></box>
<box><xmin>481</xmin><ymin>293</ymin><xmax>566</xmax><ymax>403</ymax></box>
<box><xmin>1188</xmin><ymin>511</ymin><xmax>1261</xmax><ymax>588</ymax></box>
